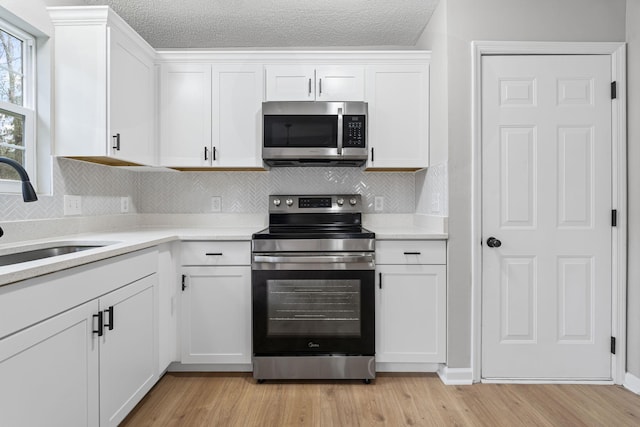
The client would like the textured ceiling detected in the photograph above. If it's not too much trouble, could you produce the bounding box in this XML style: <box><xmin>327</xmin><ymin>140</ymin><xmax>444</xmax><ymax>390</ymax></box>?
<box><xmin>44</xmin><ymin>0</ymin><xmax>439</xmax><ymax>48</ymax></box>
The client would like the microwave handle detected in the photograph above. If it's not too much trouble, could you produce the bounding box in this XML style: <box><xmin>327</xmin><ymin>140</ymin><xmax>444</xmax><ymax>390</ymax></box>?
<box><xmin>337</xmin><ymin>107</ymin><xmax>343</xmax><ymax>155</ymax></box>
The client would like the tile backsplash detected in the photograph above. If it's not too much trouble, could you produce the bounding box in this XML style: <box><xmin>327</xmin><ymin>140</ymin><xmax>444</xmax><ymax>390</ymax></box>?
<box><xmin>0</xmin><ymin>158</ymin><xmax>448</xmax><ymax>221</ymax></box>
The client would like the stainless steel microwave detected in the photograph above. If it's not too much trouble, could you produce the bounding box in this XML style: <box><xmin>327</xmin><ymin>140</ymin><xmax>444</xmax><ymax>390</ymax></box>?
<box><xmin>262</xmin><ymin>101</ymin><xmax>367</xmax><ymax>167</ymax></box>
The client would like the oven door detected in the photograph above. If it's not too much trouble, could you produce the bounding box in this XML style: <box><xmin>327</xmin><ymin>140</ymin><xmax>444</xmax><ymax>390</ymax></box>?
<box><xmin>252</xmin><ymin>265</ymin><xmax>375</xmax><ymax>356</ymax></box>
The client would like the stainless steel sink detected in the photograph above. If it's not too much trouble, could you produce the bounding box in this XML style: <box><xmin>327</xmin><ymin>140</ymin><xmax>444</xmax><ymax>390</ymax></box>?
<box><xmin>0</xmin><ymin>244</ymin><xmax>106</xmax><ymax>266</ymax></box>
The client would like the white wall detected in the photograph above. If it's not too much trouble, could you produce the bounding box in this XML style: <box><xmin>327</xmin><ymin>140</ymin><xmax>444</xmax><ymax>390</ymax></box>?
<box><xmin>418</xmin><ymin>0</ymin><xmax>626</xmax><ymax>370</ymax></box>
<box><xmin>626</xmin><ymin>0</ymin><xmax>640</xmax><ymax>379</ymax></box>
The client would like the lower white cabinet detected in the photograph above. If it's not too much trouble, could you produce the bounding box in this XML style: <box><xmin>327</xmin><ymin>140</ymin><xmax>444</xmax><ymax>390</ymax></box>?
<box><xmin>0</xmin><ymin>250</ymin><xmax>159</xmax><ymax>427</ymax></box>
<box><xmin>179</xmin><ymin>241</ymin><xmax>252</xmax><ymax>367</ymax></box>
<box><xmin>181</xmin><ymin>266</ymin><xmax>252</xmax><ymax>365</ymax></box>
<box><xmin>375</xmin><ymin>240</ymin><xmax>446</xmax><ymax>369</ymax></box>
<box><xmin>0</xmin><ymin>300</ymin><xmax>100</xmax><ymax>427</ymax></box>
<box><xmin>99</xmin><ymin>274</ymin><xmax>157</xmax><ymax>427</ymax></box>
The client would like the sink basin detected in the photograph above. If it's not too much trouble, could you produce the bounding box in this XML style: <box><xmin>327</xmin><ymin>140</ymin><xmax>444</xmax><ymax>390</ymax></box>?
<box><xmin>0</xmin><ymin>244</ymin><xmax>106</xmax><ymax>266</ymax></box>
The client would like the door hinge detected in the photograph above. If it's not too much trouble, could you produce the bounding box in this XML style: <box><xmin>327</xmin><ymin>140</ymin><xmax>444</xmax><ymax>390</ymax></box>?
<box><xmin>612</xmin><ymin>209</ymin><xmax>617</xmax><ymax>227</ymax></box>
<box><xmin>611</xmin><ymin>81</ymin><xmax>617</xmax><ymax>99</ymax></box>
<box><xmin>181</xmin><ymin>274</ymin><xmax>186</xmax><ymax>291</ymax></box>
<box><xmin>611</xmin><ymin>336</ymin><xmax>616</xmax><ymax>355</ymax></box>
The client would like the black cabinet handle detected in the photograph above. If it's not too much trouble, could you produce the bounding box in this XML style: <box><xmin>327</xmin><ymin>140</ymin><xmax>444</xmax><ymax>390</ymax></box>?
<box><xmin>404</xmin><ymin>252</ymin><xmax>422</xmax><ymax>255</ymax></box>
<box><xmin>205</xmin><ymin>252</ymin><xmax>223</xmax><ymax>256</ymax></box>
<box><xmin>182</xmin><ymin>274</ymin><xmax>186</xmax><ymax>291</ymax></box>
<box><xmin>213</xmin><ymin>146</ymin><xmax>217</xmax><ymax>161</ymax></box>
<box><xmin>379</xmin><ymin>272</ymin><xmax>382</xmax><ymax>289</ymax></box>
<box><xmin>112</xmin><ymin>133</ymin><xmax>121</xmax><ymax>151</ymax></box>
<box><xmin>204</xmin><ymin>146</ymin><xmax>209</xmax><ymax>161</ymax></box>
<box><xmin>104</xmin><ymin>306</ymin><xmax>114</xmax><ymax>331</ymax></box>
<box><xmin>93</xmin><ymin>311</ymin><xmax>104</xmax><ymax>337</ymax></box>
<box><xmin>371</xmin><ymin>147</ymin><xmax>375</xmax><ymax>162</ymax></box>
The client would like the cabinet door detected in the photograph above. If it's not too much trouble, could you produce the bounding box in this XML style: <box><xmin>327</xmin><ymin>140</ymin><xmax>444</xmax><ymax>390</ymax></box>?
<box><xmin>181</xmin><ymin>266</ymin><xmax>252</xmax><ymax>365</ymax></box>
<box><xmin>99</xmin><ymin>274</ymin><xmax>158</xmax><ymax>427</ymax></box>
<box><xmin>265</xmin><ymin>65</ymin><xmax>316</xmax><ymax>101</ymax></box>
<box><xmin>376</xmin><ymin>264</ymin><xmax>446</xmax><ymax>363</ymax></box>
<box><xmin>315</xmin><ymin>66</ymin><xmax>365</xmax><ymax>101</ymax></box>
<box><xmin>212</xmin><ymin>65</ymin><xmax>263</xmax><ymax>167</ymax></box>
<box><xmin>159</xmin><ymin>64</ymin><xmax>212</xmax><ymax>167</ymax></box>
<box><xmin>109</xmin><ymin>27</ymin><xmax>155</xmax><ymax>164</ymax></box>
<box><xmin>0</xmin><ymin>301</ymin><xmax>99</xmax><ymax>427</ymax></box>
<box><xmin>366</xmin><ymin>65</ymin><xmax>429</xmax><ymax>168</ymax></box>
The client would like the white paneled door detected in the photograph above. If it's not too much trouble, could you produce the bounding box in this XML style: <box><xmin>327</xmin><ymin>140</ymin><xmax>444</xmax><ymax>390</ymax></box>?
<box><xmin>481</xmin><ymin>55</ymin><xmax>612</xmax><ymax>379</ymax></box>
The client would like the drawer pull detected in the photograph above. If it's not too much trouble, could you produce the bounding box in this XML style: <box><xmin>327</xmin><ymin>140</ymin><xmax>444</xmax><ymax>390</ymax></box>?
<box><xmin>205</xmin><ymin>252</ymin><xmax>223</xmax><ymax>256</ymax></box>
<box><xmin>404</xmin><ymin>251</ymin><xmax>422</xmax><ymax>255</ymax></box>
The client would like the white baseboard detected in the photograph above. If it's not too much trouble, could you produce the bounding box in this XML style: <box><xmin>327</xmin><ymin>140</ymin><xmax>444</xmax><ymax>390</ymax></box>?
<box><xmin>437</xmin><ymin>365</ymin><xmax>473</xmax><ymax>385</ymax></box>
<box><xmin>376</xmin><ymin>362</ymin><xmax>440</xmax><ymax>373</ymax></box>
<box><xmin>624</xmin><ymin>372</ymin><xmax>640</xmax><ymax>395</ymax></box>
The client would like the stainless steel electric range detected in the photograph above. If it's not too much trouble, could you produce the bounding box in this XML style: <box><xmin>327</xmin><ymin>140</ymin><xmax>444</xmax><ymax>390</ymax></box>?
<box><xmin>251</xmin><ymin>194</ymin><xmax>375</xmax><ymax>383</ymax></box>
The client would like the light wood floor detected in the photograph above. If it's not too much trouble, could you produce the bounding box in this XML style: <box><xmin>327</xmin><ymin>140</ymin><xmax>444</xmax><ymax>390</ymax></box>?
<box><xmin>121</xmin><ymin>372</ymin><xmax>640</xmax><ymax>426</ymax></box>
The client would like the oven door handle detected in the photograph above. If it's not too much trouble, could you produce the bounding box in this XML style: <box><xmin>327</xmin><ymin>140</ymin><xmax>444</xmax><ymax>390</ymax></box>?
<box><xmin>253</xmin><ymin>253</ymin><xmax>374</xmax><ymax>264</ymax></box>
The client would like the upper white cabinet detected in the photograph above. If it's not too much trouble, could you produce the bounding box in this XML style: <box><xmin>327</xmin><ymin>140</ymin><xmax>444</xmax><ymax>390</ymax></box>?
<box><xmin>49</xmin><ymin>6</ymin><xmax>155</xmax><ymax>165</ymax></box>
<box><xmin>265</xmin><ymin>65</ymin><xmax>365</xmax><ymax>101</ymax></box>
<box><xmin>159</xmin><ymin>63</ymin><xmax>263</xmax><ymax>168</ymax></box>
<box><xmin>366</xmin><ymin>64</ymin><xmax>430</xmax><ymax>169</ymax></box>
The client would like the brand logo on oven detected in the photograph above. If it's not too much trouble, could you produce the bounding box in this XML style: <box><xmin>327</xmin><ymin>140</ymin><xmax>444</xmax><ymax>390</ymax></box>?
<box><xmin>308</xmin><ymin>341</ymin><xmax>320</xmax><ymax>348</ymax></box>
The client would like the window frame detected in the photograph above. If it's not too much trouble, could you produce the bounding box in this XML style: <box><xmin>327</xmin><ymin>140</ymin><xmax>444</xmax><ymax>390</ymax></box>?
<box><xmin>0</xmin><ymin>18</ymin><xmax>36</xmax><ymax>194</ymax></box>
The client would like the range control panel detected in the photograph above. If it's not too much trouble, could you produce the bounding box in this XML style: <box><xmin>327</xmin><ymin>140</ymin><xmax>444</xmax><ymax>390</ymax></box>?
<box><xmin>269</xmin><ymin>195</ymin><xmax>362</xmax><ymax>213</ymax></box>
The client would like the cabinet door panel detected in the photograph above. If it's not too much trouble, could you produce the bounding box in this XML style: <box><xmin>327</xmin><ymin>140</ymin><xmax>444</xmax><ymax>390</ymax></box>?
<box><xmin>212</xmin><ymin>65</ymin><xmax>263</xmax><ymax>167</ymax></box>
<box><xmin>366</xmin><ymin>65</ymin><xmax>429</xmax><ymax>168</ymax></box>
<box><xmin>316</xmin><ymin>66</ymin><xmax>365</xmax><ymax>101</ymax></box>
<box><xmin>265</xmin><ymin>65</ymin><xmax>316</xmax><ymax>101</ymax></box>
<box><xmin>99</xmin><ymin>274</ymin><xmax>157</xmax><ymax>427</ymax></box>
<box><xmin>181</xmin><ymin>266</ymin><xmax>251</xmax><ymax>364</ymax></box>
<box><xmin>109</xmin><ymin>27</ymin><xmax>155</xmax><ymax>164</ymax></box>
<box><xmin>376</xmin><ymin>264</ymin><xmax>446</xmax><ymax>363</ymax></box>
<box><xmin>159</xmin><ymin>64</ymin><xmax>212</xmax><ymax>166</ymax></box>
<box><xmin>0</xmin><ymin>301</ymin><xmax>99</xmax><ymax>427</ymax></box>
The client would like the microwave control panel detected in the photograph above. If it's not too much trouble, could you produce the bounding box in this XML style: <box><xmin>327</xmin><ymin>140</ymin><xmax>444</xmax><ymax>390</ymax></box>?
<box><xmin>343</xmin><ymin>115</ymin><xmax>366</xmax><ymax>148</ymax></box>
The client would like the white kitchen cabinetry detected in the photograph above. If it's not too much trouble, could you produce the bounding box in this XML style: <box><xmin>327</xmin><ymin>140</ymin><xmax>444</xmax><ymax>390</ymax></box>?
<box><xmin>0</xmin><ymin>301</ymin><xmax>100</xmax><ymax>427</ymax></box>
<box><xmin>99</xmin><ymin>274</ymin><xmax>157</xmax><ymax>427</ymax></box>
<box><xmin>159</xmin><ymin>64</ymin><xmax>263</xmax><ymax>168</ymax></box>
<box><xmin>375</xmin><ymin>240</ymin><xmax>446</xmax><ymax>370</ymax></box>
<box><xmin>49</xmin><ymin>6</ymin><xmax>155</xmax><ymax>166</ymax></box>
<box><xmin>265</xmin><ymin>65</ymin><xmax>365</xmax><ymax>101</ymax></box>
<box><xmin>0</xmin><ymin>249</ymin><xmax>159</xmax><ymax>427</ymax></box>
<box><xmin>180</xmin><ymin>241</ymin><xmax>252</xmax><ymax>367</ymax></box>
<box><xmin>366</xmin><ymin>64</ymin><xmax>430</xmax><ymax>169</ymax></box>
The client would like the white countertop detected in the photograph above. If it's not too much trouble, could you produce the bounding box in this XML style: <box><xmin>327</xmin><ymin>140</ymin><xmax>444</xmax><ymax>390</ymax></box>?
<box><xmin>0</xmin><ymin>213</ymin><xmax>447</xmax><ymax>287</ymax></box>
<box><xmin>0</xmin><ymin>226</ymin><xmax>262</xmax><ymax>287</ymax></box>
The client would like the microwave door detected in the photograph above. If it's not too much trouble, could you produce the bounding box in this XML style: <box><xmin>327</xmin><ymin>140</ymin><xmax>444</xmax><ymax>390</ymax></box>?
<box><xmin>263</xmin><ymin>115</ymin><xmax>339</xmax><ymax>159</ymax></box>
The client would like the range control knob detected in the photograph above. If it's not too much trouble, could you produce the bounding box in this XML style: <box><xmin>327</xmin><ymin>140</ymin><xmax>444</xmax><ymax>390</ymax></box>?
<box><xmin>337</xmin><ymin>198</ymin><xmax>344</xmax><ymax>206</ymax></box>
<box><xmin>286</xmin><ymin>198</ymin><xmax>294</xmax><ymax>207</ymax></box>
<box><xmin>349</xmin><ymin>198</ymin><xmax>357</xmax><ymax>206</ymax></box>
<box><xmin>273</xmin><ymin>198</ymin><xmax>281</xmax><ymax>207</ymax></box>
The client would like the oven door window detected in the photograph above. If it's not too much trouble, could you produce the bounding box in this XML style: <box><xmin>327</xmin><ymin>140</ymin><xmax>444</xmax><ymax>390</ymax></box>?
<box><xmin>252</xmin><ymin>269</ymin><xmax>375</xmax><ymax>355</ymax></box>
<box><xmin>267</xmin><ymin>279</ymin><xmax>360</xmax><ymax>337</ymax></box>
<box><xmin>263</xmin><ymin>115</ymin><xmax>337</xmax><ymax>148</ymax></box>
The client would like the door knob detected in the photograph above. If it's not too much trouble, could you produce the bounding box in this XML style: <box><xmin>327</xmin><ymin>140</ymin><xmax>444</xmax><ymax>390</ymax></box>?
<box><xmin>486</xmin><ymin>237</ymin><xmax>502</xmax><ymax>248</ymax></box>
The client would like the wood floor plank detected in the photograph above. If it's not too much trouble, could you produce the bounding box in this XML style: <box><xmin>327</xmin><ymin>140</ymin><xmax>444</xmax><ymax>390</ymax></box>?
<box><xmin>121</xmin><ymin>373</ymin><xmax>640</xmax><ymax>426</ymax></box>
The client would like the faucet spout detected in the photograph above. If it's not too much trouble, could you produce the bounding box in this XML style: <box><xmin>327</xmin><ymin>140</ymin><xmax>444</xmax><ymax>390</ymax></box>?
<box><xmin>0</xmin><ymin>156</ymin><xmax>38</xmax><ymax>202</ymax></box>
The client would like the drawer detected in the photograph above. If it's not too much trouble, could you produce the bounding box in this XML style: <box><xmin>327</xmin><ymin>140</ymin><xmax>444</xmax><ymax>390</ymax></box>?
<box><xmin>181</xmin><ymin>241</ymin><xmax>250</xmax><ymax>266</ymax></box>
<box><xmin>376</xmin><ymin>240</ymin><xmax>446</xmax><ymax>265</ymax></box>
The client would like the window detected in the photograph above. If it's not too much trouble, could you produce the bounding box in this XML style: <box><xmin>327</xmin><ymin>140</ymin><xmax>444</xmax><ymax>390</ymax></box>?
<box><xmin>0</xmin><ymin>19</ymin><xmax>35</xmax><ymax>191</ymax></box>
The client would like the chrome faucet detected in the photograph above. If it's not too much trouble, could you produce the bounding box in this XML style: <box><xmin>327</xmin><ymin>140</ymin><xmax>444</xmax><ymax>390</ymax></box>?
<box><xmin>0</xmin><ymin>157</ymin><xmax>38</xmax><ymax>202</ymax></box>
